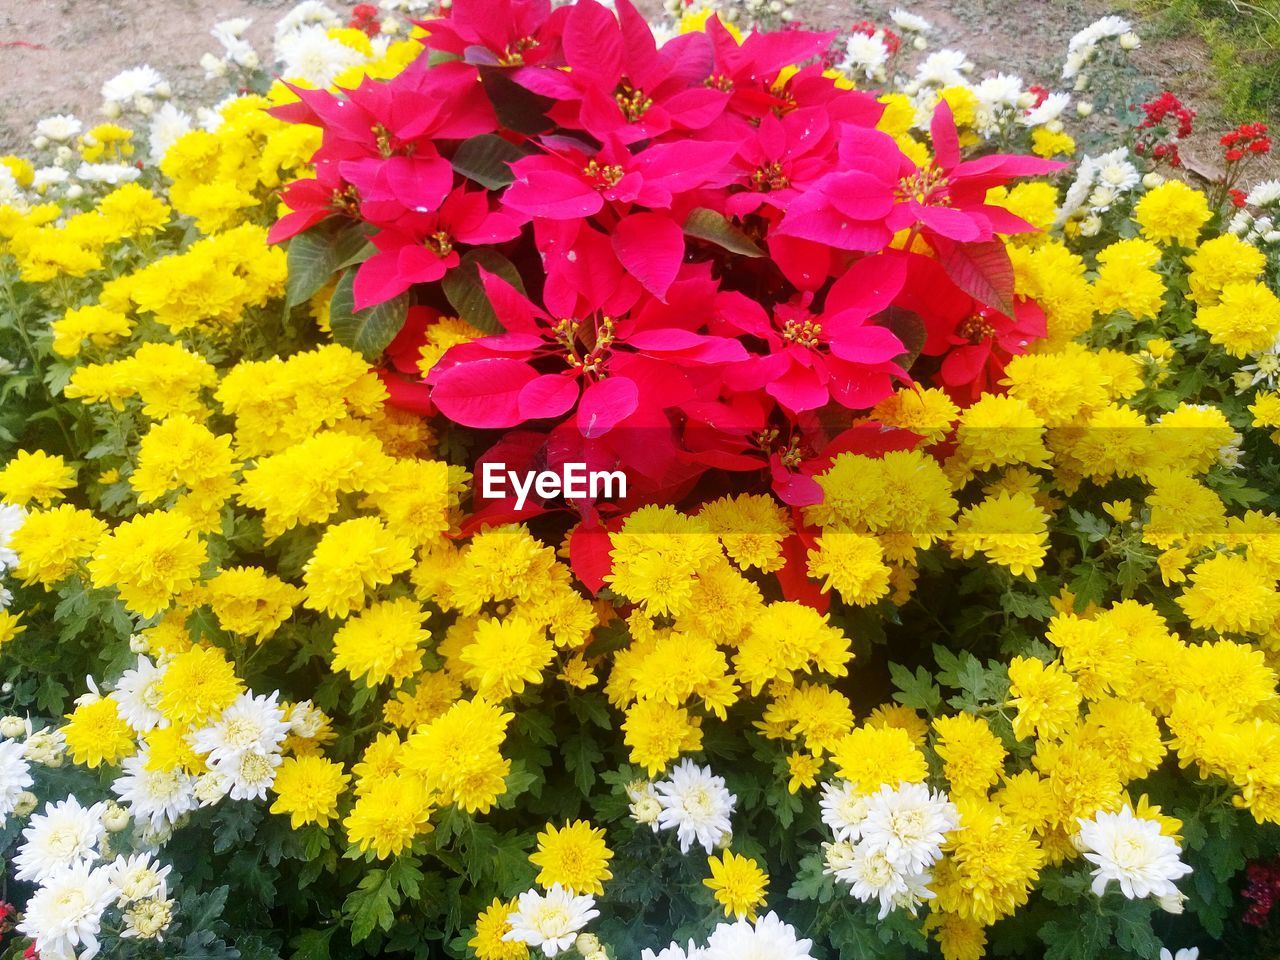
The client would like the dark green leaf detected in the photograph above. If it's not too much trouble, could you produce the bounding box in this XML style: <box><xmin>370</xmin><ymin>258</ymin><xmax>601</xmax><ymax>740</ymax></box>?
<box><xmin>286</xmin><ymin>225</ymin><xmax>370</xmax><ymax>307</ymax></box>
<box><xmin>442</xmin><ymin>249</ymin><xmax>525</xmax><ymax>334</ymax></box>
<box><xmin>452</xmin><ymin>134</ymin><xmax>529</xmax><ymax>189</ymax></box>
<box><xmin>329</xmin><ymin>269</ymin><xmax>410</xmax><ymax>360</ymax></box>
<box><xmin>683</xmin><ymin>207</ymin><xmax>764</xmax><ymax>257</ymax></box>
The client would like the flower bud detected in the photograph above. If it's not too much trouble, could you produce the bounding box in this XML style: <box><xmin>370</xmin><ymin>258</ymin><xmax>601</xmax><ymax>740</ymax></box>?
<box><xmin>1119</xmin><ymin>32</ymin><xmax>1140</xmax><ymax>50</ymax></box>
<box><xmin>1234</xmin><ymin>371</ymin><xmax>1256</xmax><ymax>393</ymax></box>
<box><xmin>129</xmin><ymin>633</ymin><xmax>150</xmax><ymax>654</ymax></box>
<box><xmin>1142</xmin><ymin>172</ymin><xmax>1164</xmax><ymax>189</ymax></box>
<box><xmin>102</xmin><ymin>801</ymin><xmax>131</xmax><ymax>832</ymax></box>
<box><xmin>155</xmin><ymin>81</ymin><xmax>172</xmax><ymax>99</ymax></box>
<box><xmin>135</xmin><ymin>96</ymin><xmax>155</xmax><ymax>117</ymax></box>
<box><xmin>1157</xmin><ymin>890</ymin><xmax>1186</xmax><ymax>914</ymax></box>
<box><xmin>14</xmin><ymin>791</ymin><xmax>37</xmax><ymax>817</ymax></box>
<box><xmin>31</xmin><ymin>135</ymin><xmax>49</xmax><ymax>150</ymax></box>
<box><xmin>912</xmin><ymin>36</ymin><xmax>927</xmax><ymax>51</ymax></box>
<box><xmin>1076</xmin><ymin>102</ymin><xmax>1093</xmax><ymax>118</ymax></box>
<box><xmin>0</xmin><ymin>716</ymin><xmax>27</xmax><ymax>739</ymax></box>
<box><xmin>101</xmin><ymin>100</ymin><xmax>122</xmax><ymax>119</ymax></box>
<box><xmin>66</xmin><ymin>184</ymin><xmax>84</xmax><ymax>201</ymax></box>
<box><xmin>1079</xmin><ymin>214</ymin><xmax>1102</xmax><ymax>237</ymax></box>
<box><xmin>575</xmin><ymin>934</ymin><xmax>602</xmax><ymax>955</ymax></box>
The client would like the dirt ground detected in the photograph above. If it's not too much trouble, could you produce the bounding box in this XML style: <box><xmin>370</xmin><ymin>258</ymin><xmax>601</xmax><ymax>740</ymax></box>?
<box><xmin>0</xmin><ymin>0</ymin><xmax>1265</xmax><ymax>181</ymax></box>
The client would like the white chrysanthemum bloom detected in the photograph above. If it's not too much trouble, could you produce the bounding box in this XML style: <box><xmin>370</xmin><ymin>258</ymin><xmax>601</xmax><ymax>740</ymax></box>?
<box><xmin>889</xmin><ymin>8</ymin><xmax>931</xmax><ymax>33</ymax></box>
<box><xmin>704</xmin><ymin>911</ymin><xmax>814</xmax><ymax>960</ymax></box>
<box><xmin>277</xmin><ymin>26</ymin><xmax>369</xmax><ymax>88</ymax></box>
<box><xmin>110</xmin><ymin>751</ymin><xmax>198</xmax><ymax>830</ymax></box>
<box><xmin>112</xmin><ymin>656</ymin><xmax>166</xmax><ymax>733</ymax></box>
<box><xmin>35</xmin><ymin>114</ymin><xmax>83</xmax><ymax>143</ymax></box>
<box><xmin>0</xmin><ymin>502</ymin><xmax>24</xmax><ymax>571</ymax></box>
<box><xmin>839</xmin><ymin>33</ymin><xmax>890</xmax><ymax>81</ymax></box>
<box><xmin>212</xmin><ymin>17</ymin><xmax>258</xmax><ymax>67</ymax></box>
<box><xmin>286</xmin><ymin>699</ymin><xmax>326</xmax><ymax>738</ymax></box>
<box><xmin>1022</xmin><ymin>91</ymin><xmax>1071</xmax><ymax>127</ymax></box>
<box><xmin>642</xmin><ymin>941</ymin><xmax>708</xmax><ymax>960</ymax></box>
<box><xmin>0</xmin><ymin>715</ymin><xmax>27</xmax><ymax>739</ymax></box>
<box><xmin>653</xmin><ymin>759</ymin><xmax>736</xmax><ymax>854</ymax></box>
<box><xmin>1097</xmin><ymin>157</ymin><xmax>1140</xmax><ymax>193</ymax></box>
<box><xmin>220</xmin><ymin>748</ymin><xmax>283</xmax><ymax>802</ymax></box>
<box><xmin>1077</xmin><ymin>807</ymin><xmax>1193</xmax><ymax>900</ymax></box>
<box><xmin>15</xmin><ymin>796</ymin><xmax>107</xmax><ymax>883</ymax></box>
<box><xmin>1160</xmin><ymin>949</ymin><xmax>1198</xmax><ymax>960</ymax></box>
<box><xmin>190</xmin><ymin>691</ymin><xmax>290</xmax><ymax>767</ymax></box>
<box><xmin>857</xmin><ymin>782</ymin><xmax>958</xmax><ymax>873</ymax></box>
<box><xmin>819</xmin><ymin>779</ymin><xmax>869</xmax><ymax>842</ymax></box>
<box><xmin>274</xmin><ymin>0</ymin><xmax>343</xmax><ymax>43</ymax></box>
<box><xmin>101</xmin><ymin>65</ymin><xmax>164</xmax><ymax>104</ymax></box>
<box><xmin>194</xmin><ymin>770</ymin><xmax>231</xmax><ymax>807</ymax></box>
<box><xmin>75</xmin><ymin>163</ymin><xmax>141</xmax><ymax>185</ymax></box>
<box><xmin>122</xmin><ymin>897</ymin><xmax>175</xmax><ymax>941</ymax></box>
<box><xmin>147</xmin><ymin>103</ymin><xmax>194</xmax><ymax>165</ymax></box>
<box><xmin>975</xmin><ymin>73</ymin><xmax>1023</xmax><ymax>110</ymax></box>
<box><xmin>0</xmin><ymin>737</ymin><xmax>34</xmax><ymax>823</ymax></box>
<box><xmin>32</xmin><ymin>166</ymin><xmax>71</xmax><ymax>190</ymax></box>
<box><xmin>504</xmin><ymin>883</ymin><xmax>599</xmax><ymax>958</ymax></box>
<box><xmin>837</xmin><ymin>842</ymin><xmax>921</xmax><ymax>920</ymax></box>
<box><xmin>24</xmin><ymin>727</ymin><xmax>67</xmax><ymax>766</ymax></box>
<box><xmin>0</xmin><ymin>167</ymin><xmax>26</xmax><ymax>211</ymax></box>
<box><xmin>1247</xmin><ymin>180</ymin><xmax>1280</xmax><ymax>208</ymax></box>
<box><xmin>17</xmin><ymin>860</ymin><xmax>116</xmax><ymax>960</ymax></box>
<box><xmin>109</xmin><ymin>851</ymin><xmax>172</xmax><ymax>906</ymax></box>
<box><xmin>914</xmin><ymin>49</ymin><xmax>971</xmax><ymax>88</ymax></box>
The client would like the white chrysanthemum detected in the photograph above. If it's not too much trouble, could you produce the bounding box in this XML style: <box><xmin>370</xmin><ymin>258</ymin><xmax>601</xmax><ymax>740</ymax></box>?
<box><xmin>642</xmin><ymin>941</ymin><xmax>708</xmax><ymax>960</ymax></box>
<box><xmin>704</xmin><ymin>911</ymin><xmax>814</xmax><ymax>960</ymax></box>
<box><xmin>274</xmin><ymin>0</ymin><xmax>343</xmax><ymax>43</ymax></box>
<box><xmin>112</xmin><ymin>656</ymin><xmax>166</xmax><ymax>733</ymax></box>
<box><xmin>1160</xmin><ymin>949</ymin><xmax>1198</xmax><ymax>960</ymax></box>
<box><xmin>24</xmin><ymin>726</ymin><xmax>67</xmax><ymax>765</ymax></box>
<box><xmin>890</xmin><ymin>9</ymin><xmax>931</xmax><ymax>33</ymax></box>
<box><xmin>857</xmin><ymin>781</ymin><xmax>958</xmax><ymax>873</ymax></box>
<box><xmin>0</xmin><ymin>167</ymin><xmax>25</xmax><ymax>211</ymax></box>
<box><xmin>626</xmin><ymin>779</ymin><xmax>662</xmax><ymax>830</ymax></box>
<box><xmin>190</xmin><ymin>691</ymin><xmax>290</xmax><ymax>767</ymax></box>
<box><xmin>101</xmin><ymin>65</ymin><xmax>164</xmax><ymax>103</ymax></box>
<box><xmin>14</xmin><ymin>795</ymin><xmax>107</xmax><ymax>883</ymax></box>
<box><xmin>277</xmin><ymin>26</ymin><xmax>369</xmax><ymax>88</ymax></box>
<box><xmin>17</xmin><ymin>860</ymin><xmax>116</xmax><ymax>960</ymax></box>
<box><xmin>653</xmin><ymin>759</ymin><xmax>736</xmax><ymax>854</ymax></box>
<box><xmin>194</xmin><ymin>770</ymin><xmax>231</xmax><ymax>807</ymax></box>
<box><xmin>32</xmin><ymin>166</ymin><xmax>70</xmax><ymax>190</ymax></box>
<box><xmin>75</xmin><ymin>163</ymin><xmax>141</xmax><ymax>185</ymax></box>
<box><xmin>1022</xmin><ymin>91</ymin><xmax>1071</xmax><ymax>127</ymax></box>
<box><xmin>121</xmin><ymin>896</ymin><xmax>175</xmax><ymax>941</ymax></box>
<box><xmin>0</xmin><ymin>502</ymin><xmax>24</xmax><ymax>571</ymax></box>
<box><xmin>1068</xmin><ymin>15</ymin><xmax>1133</xmax><ymax>53</ymax></box>
<box><xmin>286</xmin><ymin>699</ymin><xmax>326</xmax><ymax>738</ymax></box>
<box><xmin>222</xmin><ymin>748</ymin><xmax>283</xmax><ymax>802</ymax></box>
<box><xmin>833</xmin><ymin>842</ymin><xmax>921</xmax><ymax>919</ymax></box>
<box><xmin>819</xmin><ymin>779</ymin><xmax>869</xmax><ymax>842</ymax></box>
<box><xmin>35</xmin><ymin>114</ymin><xmax>83</xmax><ymax>142</ymax></box>
<box><xmin>212</xmin><ymin>17</ymin><xmax>258</xmax><ymax>67</ymax></box>
<box><xmin>1246</xmin><ymin>180</ymin><xmax>1280</xmax><ymax>208</ymax></box>
<box><xmin>110</xmin><ymin>751</ymin><xmax>198</xmax><ymax>830</ymax></box>
<box><xmin>840</xmin><ymin>33</ymin><xmax>890</xmax><ymax>80</ymax></box>
<box><xmin>504</xmin><ymin>883</ymin><xmax>599</xmax><ymax>958</ymax></box>
<box><xmin>109</xmin><ymin>851</ymin><xmax>172</xmax><ymax>906</ymax></box>
<box><xmin>914</xmin><ymin>49</ymin><xmax>971</xmax><ymax>88</ymax></box>
<box><xmin>0</xmin><ymin>737</ymin><xmax>34</xmax><ymax>823</ymax></box>
<box><xmin>147</xmin><ymin>103</ymin><xmax>194</xmax><ymax>164</ymax></box>
<box><xmin>1077</xmin><ymin>807</ymin><xmax>1193</xmax><ymax>900</ymax></box>
<box><xmin>975</xmin><ymin>73</ymin><xmax>1023</xmax><ymax>110</ymax></box>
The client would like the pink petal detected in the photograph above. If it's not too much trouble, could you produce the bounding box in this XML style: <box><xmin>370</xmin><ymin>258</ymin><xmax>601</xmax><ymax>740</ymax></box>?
<box><xmin>826</xmin><ymin>324</ymin><xmax>906</xmax><ymax>364</ymax></box>
<box><xmin>930</xmin><ymin>99</ymin><xmax>961</xmax><ymax>170</ymax></box>
<box><xmin>518</xmin><ymin>374</ymin><xmax>581</xmax><ymax>420</ymax></box>
<box><xmin>577</xmin><ymin>376</ymin><xmax>640</xmax><ymax>438</ymax></box>
<box><xmin>430</xmin><ymin>358</ymin><xmax>540</xmax><ymax>428</ymax></box>
<box><xmin>612</xmin><ymin>212</ymin><xmax>685</xmax><ymax>299</ymax></box>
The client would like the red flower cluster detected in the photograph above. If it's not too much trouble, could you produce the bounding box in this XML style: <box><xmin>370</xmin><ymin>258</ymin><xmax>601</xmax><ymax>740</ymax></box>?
<box><xmin>1222</xmin><ymin>122</ymin><xmax>1271</xmax><ymax>163</ymax></box>
<box><xmin>1134</xmin><ymin>91</ymin><xmax>1194</xmax><ymax>168</ymax></box>
<box><xmin>348</xmin><ymin>3</ymin><xmax>381</xmax><ymax>37</ymax></box>
<box><xmin>1243</xmin><ymin>858</ymin><xmax>1280</xmax><ymax>927</ymax></box>
<box><xmin>271</xmin><ymin>0</ymin><xmax>1060</xmax><ymax>521</ymax></box>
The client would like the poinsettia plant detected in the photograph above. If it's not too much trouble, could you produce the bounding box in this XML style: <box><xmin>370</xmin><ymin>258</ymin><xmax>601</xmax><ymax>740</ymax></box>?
<box><xmin>271</xmin><ymin>0</ymin><xmax>1062</xmax><ymax>561</ymax></box>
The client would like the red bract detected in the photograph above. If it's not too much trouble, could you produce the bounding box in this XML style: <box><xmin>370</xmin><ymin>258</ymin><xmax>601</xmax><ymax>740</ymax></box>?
<box><xmin>272</xmin><ymin>0</ymin><xmax>1063</xmax><ymax>521</ymax></box>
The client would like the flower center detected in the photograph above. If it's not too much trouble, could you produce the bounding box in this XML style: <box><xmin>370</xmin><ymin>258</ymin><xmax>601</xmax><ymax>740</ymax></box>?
<box><xmin>959</xmin><ymin>313</ymin><xmax>996</xmax><ymax>342</ymax></box>
<box><xmin>498</xmin><ymin>36</ymin><xmax>539</xmax><ymax>67</ymax></box>
<box><xmin>330</xmin><ymin>184</ymin><xmax>361</xmax><ymax>216</ymax></box>
<box><xmin>781</xmin><ymin>318</ymin><xmax>822</xmax><ymax>347</ymax></box>
<box><xmin>897</xmin><ymin>165</ymin><xmax>951</xmax><ymax>205</ymax></box>
<box><xmin>751</xmin><ymin>161</ymin><xmax>790</xmax><ymax>191</ymax></box>
<box><xmin>425</xmin><ymin>231</ymin><xmax>454</xmax><ymax>258</ymax></box>
<box><xmin>705</xmin><ymin>73</ymin><xmax>734</xmax><ymax>92</ymax></box>
<box><xmin>614</xmin><ymin>84</ymin><xmax>653</xmax><ymax>123</ymax></box>
<box><xmin>582</xmin><ymin>160</ymin><xmax>625</xmax><ymax>189</ymax></box>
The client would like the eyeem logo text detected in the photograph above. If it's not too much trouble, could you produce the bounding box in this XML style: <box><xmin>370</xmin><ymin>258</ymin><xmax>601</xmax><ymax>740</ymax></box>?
<box><xmin>480</xmin><ymin>462</ymin><xmax>627</xmax><ymax>510</ymax></box>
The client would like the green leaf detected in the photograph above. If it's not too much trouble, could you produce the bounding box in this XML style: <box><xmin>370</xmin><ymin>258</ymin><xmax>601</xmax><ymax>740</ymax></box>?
<box><xmin>478</xmin><ymin>67</ymin><xmax>554</xmax><ymax>135</ymax></box>
<box><xmin>285</xmin><ymin>224</ymin><xmax>370</xmax><ymax>307</ymax></box>
<box><xmin>452</xmin><ymin>134</ymin><xmax>529</xmax><ymax>189</ymax></box>
<box><xmin>1039</xmin><ymin>912</ymin><xmax>1111</xmax><ymax>960</ymax></box>
<box><xmin>343</xmin><ymin>869</ymin><xmax>397</xmax><ymax>944</ymax></box>
<box><xmin>683</xmin><ymin>208</ymin><xmax>764</xmax><ymax>257</ymax></box>
<box><xmin>563</xmin><ymin>734</ymin><xmax>605</xmax><ymax>796</ymax></box>
<box><xmin>889</xmin><ymin>662</ymin><xmax>943</xmax><ymax>715</ymax></box>
<box><xmin>1110</xmin><ymin>899</ymin><xmax>1160</xmax><ymax>958</ymax></box>
<box><xmin>328</xmin><ymin>270</ymin><xmax>410</xmax><ymax>360</ymax></box>
<box><xmin>442</xmin><ymin>249</ymin><xmax>526</xmax><ymax>334</ymax></box>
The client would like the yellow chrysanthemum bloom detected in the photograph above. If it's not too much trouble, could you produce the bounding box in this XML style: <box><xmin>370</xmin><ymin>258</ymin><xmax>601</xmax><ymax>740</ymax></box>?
<box><xmin>301</xmin><ymin>516</ymin><xmax>414</xmax><ymax>619</ymax></box>
<box><xmin>621</xmin><ymin>698</ymin><xmax>703</xmax><ymax>776</ymax></box>
<box><xmin>10</xmin><ymin>505</ymin><xmax>106</xmax><ymax>585</ymax></box>
<box><xmin>704</xmin><ymin>851</ymin><xmax>769</xmax><ymax>920</ymax></box>
<box><xmin>331</xmin><ymin>598</ymin><xmax>430</xmax><ymax>688</ymax></box>
<box><xmin>831</xmin><ymin>725</ymin><xmax>927</xmax><ymax>793</ymax></box>
<box><xmin>0</xmin><ymin>610</ymin><xmax>23</xmax><ymax>650</ymax></box>
<box><xmin>1177</xmin><ymin>552</ymin><xmax>1280</xmax><ymax>636</ymax></box>
<box><xmin>204</xmin><ymin>566</ymin><xmax>301</xmax><ymax>640</ymax></box>
<box><xmin>63</xmin><ymin>696</ymin><xmax>135</xmax><ymax>768</ymax></box>
<box><xmin>156</xmin><ymin>646</ymin><xmax>244</xmax><ymax>726</ymax></box>
<box><xmin>933</xmin><ymin>713</ymin><xmax>1006</xmax><ymax>797</ymax></box>
<box><xmin>1005</xmin><ymin>657</ymin><xmax>1081</xmax><ymax>740</ymax></box>
<box><xmin>269</xmin><ymin>756</ymin><xmax>350</xmax><ymax>829</ymax></box>
<box><xmin>469</xmin><ymin>899</ymin><xmax>528</xmax><ymax>960</ymax></box>
<box><xmin>0</xmin><ymin>449</ymin><xmax>76</xmax><ymax>507</ymax></box>
<box><xmin>1194</xmin><ymin>281</ymin><xmax>1280</xmax><ymax>358</ymax></box>
<box><xmin>1134</xmin><ymin>180</ymin><xmax>1211</xmax><ymax>246</ymax></box>
<box><xmin>530</xmin><ymin>820</ymin><xmax>614</xmax><ymax>896</ymax></box>
<box><xmin>88</xmin><ymin>511</ymin><xmax>207</xmax><ymax>617</ymax></box>
<box><xmin>343</xmin><ymin>772</ymin><xmax>434</xmax><ymax>860</ymax></box>
<box><xmin>806</xmin><ymin>532</ymin><xmax>891</xmax><ymax>606</ymax></box>
<box><xmin>460</xmin><ymin>617</ymin><xmax>555</xmax><ymax>701</ymax></box>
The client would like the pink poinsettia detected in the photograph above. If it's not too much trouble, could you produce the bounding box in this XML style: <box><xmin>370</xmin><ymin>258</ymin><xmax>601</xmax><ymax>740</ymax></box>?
<box><xmin>353</xmin><ymin>187</ymin><xmax>524</xmax><ymax>308</ymax></box>
<box><xmin>777</xmin><ymin>101</ymin><xmax>1065</xmax><ymax>250</ymax></box>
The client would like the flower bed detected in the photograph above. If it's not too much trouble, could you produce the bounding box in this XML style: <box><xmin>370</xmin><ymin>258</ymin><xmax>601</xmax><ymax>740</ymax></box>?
<box><xmin>1</xmin><ymin>2</ymin><xmax>1280</xmax><ymax>959</ymax></box>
